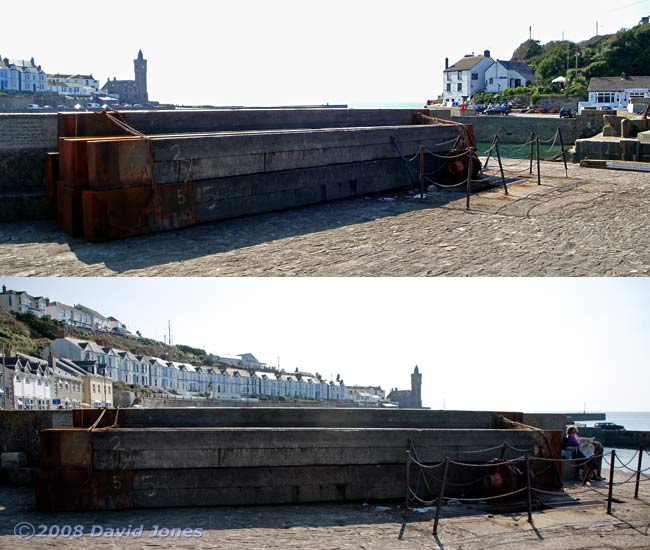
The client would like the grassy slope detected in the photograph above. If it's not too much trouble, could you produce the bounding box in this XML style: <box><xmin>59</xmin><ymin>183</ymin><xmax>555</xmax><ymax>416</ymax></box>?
<box><xmin>0</xmin><ymin>309</ymin><xmax>226</xmax><ymax>366</ymax></box>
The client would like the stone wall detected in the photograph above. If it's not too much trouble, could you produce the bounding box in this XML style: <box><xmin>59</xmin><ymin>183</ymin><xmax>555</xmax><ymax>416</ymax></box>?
<box><xmin>450</xmin><ymin>112</ymin><xmax>605</xmax><ymax>144</ymax></box>
<box><xmin>0</xmin><ymin>114</ymin><xmax>57</xmax><ymax>221</ymax></box>
<box><xmin>0</xmin><ymin>410</ymin><xmax>73</xmax><ymax>465</ymax></box>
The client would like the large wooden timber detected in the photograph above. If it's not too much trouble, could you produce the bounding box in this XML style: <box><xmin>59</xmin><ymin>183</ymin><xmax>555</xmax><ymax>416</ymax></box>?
<box><xmin>73</xmin><ymin>407</ymin><xmax>526</xmax><ymax>430</ymax></box>
<box><xmin>91</xmin><ymin>428</ymin><xmax>540</xmax><ymax>470</ymax></box>
<box><xmin>49</xmin><ymin>109</ymin><xmax>468</xmax><ymax>241</ymax></box>
<box><xmin>37</xmin><ymin>427</ymin><xmax>559</xmax><ymax>511</ymax></box>
<box><xmin>58</xmin><ymin>109</ymin><xmax>430</xmax><ymax>138</ymax></box>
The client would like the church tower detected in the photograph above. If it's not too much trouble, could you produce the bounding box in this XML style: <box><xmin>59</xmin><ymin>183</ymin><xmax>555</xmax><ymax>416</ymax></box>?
<box><xmin>134</xmin><ymin>49</ymin><xmax>148</xmax><ymax>103</ymax></box>
<box><xmin>410</xmin><ymin>365</ymin><xmax>422</xmax><ymax>408</ymax></box>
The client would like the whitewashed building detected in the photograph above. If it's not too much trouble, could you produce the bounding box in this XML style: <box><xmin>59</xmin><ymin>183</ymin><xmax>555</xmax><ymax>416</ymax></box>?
<box><xmin>47</xmin><ymin>74</ymin><xmax>99</xmax><ymax>96</ymax></box>
<box><xmin>484</xmin><ymin>60</ymin><xmax>535</xmax><ymax>93</ymax></box>
<box><xmin>0</xmin><ymin>285</ymin><xmax>47</xmax><ymax>317</ymax></box>
<box><xmin>578</xmin><ymin>75</ymin><xmax>650</xmax><ymax>113</ymax></box>
<box><xmin>442</xmin><ymin>51</ymin><xmax>494</xmax><ymax>106</ymax></box>
<box><xmin>0</xmin><ymin>57</ymin><xmax>47</xmax><ymax>92</ymax></box>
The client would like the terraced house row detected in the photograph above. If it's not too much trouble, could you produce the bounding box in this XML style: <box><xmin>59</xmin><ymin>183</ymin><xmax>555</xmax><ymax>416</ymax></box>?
<box><xmin>44</xmin><ymin>338</ymin><xmax>348</xmax><ymax>401</ymax></box>
<box><xmin>0</xmin><ymin>351</ymin><xmax>113</xmax><ymax>410</ymax></box>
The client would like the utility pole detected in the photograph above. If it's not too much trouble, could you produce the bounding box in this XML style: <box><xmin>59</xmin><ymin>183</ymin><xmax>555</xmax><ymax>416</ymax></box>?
<box><xmin>575</xmin><ymin>51</ymin><xmax>580</xmax><ymax>80</ymax></box>
<box><xmin>167</xmin><ymin>320</ymin><xmax>172</xmax><ymax>346</ymax></box>
<box><xmin>529</xmin><ymin>26</ymin><xmax>532</xmax><ymax>41</ymax></box>
<box><xmin>596</xmin><ymin>20</ymin><xmax>599</xmax><ymax>36</ymax></box>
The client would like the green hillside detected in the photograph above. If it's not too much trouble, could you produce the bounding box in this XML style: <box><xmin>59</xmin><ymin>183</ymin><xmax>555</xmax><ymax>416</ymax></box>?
<box><xmin>0</xmin><ymin>309</ymin><xmax>226</xmax><ymax>367</ymax></box>
<box><xmin>512</xmin><ymin>22</ymin><xmax>650</xmax><ymax>93</ymax></box>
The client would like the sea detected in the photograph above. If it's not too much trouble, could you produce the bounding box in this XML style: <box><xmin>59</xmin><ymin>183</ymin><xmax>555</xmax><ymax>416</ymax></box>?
<box><xmin>573</xmin><ymin>411</ymin><xmax>650</xmax><ymax>471</ymax></box>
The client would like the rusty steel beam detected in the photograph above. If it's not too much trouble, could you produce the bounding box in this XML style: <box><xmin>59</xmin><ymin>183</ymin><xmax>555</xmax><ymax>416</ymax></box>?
<box><xmin>56</xmin><ymin>181</ymin><xmax>84</xmax><ymax>237</ymax></box>
<box><xmin>82</xmin><ymin>182</ymin><xmax>197</xmax><ymax>242</ymax></box>
<box><xmin>86</xmin><ymin>138</ymin><xmax>153</xmax><ymax>190</ymax></box>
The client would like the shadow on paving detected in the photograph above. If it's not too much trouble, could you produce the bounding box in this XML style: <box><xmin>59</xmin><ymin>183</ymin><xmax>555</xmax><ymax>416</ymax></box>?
<box><xmin>0</xmin><ymin>486</ymin><xmax>435</xmax><ymax>537</ymax></box>
<box><xmin>0</xmin><ymin>185</ymin><xmax>481</xmax><ymax>273</ymax></box>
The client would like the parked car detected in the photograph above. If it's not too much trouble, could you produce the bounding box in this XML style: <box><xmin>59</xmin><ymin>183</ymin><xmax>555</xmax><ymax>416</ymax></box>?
<box><xmin>484</xmin><ymin>105</ymin><xmax>510</xmax><ymax>116</ymax></box>
<box><xmin>111</xmin><ymin>326</ymin><xmax>127</xmax><ymax>335</ymax></box>
<box><xmin>595</xmin><ymin>422</ymin><xmax>625</xmax><ymax>430</ymax></box>
<box><xmin>86</xmin><ymin>103</ymin><xmax>101</xmax><ymax>110</ymax></box>
<box><xmin>27</xmin><ymin>104</ymin><xmax>42</xmax><ymax>110</ymax></box>
<box><xmin>559</xmin><ymin>107</ymin><xmax>575</xmax><ymax>118</ymax></box>
<box><xmin>471</xmin><ymin>104</ymin><xmax>486</xmax><ymax>113</ymax></box>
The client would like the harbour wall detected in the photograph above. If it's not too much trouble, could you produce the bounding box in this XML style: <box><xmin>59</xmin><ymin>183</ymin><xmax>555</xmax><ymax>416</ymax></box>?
<box><xmin>450</xmin><ymin>111</ymin><xmax>604</xmax><ymax>144</ymax></box>
<box><xmin>578</xmin><ymin>428</ymin><xmax>650</xmax><ymax>450</ymax></box>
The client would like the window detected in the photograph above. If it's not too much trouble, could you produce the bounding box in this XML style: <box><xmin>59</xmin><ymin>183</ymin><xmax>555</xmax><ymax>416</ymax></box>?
<box><xmin>596</xmin><ymin>92</ymin><xmax>615</xmax><ymax>103</ymax></box>
<box><xmin>457</xmin><ymin>83</ymin><xmax>463</xmax><ymax>92</ymax></box>
<box><xmin>446</xmin><ymin>83</ymin><xmax>451</xmax><ymax>92</ymax></box>
<box><xmin>489</xmin><ymin>78</ymin><xmax>494</xmax><ymax>85</ymax></box>
<box><xmin>457</xmin><ymin>71</ymin><xmax>462</xmax><ymax>79</ymax></box>
<box><xmin>471</xmin><ymin>72</ymin><xmax>478</xmax><ymax>81</ymax></box>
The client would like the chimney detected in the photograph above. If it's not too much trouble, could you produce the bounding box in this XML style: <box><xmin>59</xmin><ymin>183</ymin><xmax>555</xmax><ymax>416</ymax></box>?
<box><xmin>484</xmin><ymin>50</ymin><xmax>491</xmax><ymax>58</ymax></box>
<box><xmin>56</xmin><ymin>327</ymin><xmax>66</xmax><ymax>339</ymax></box>
<box><xmin>45</xmin><ymin>298</ymin><xmax>50</xmax><ymax>306</ymax></box>
<box><xmin>2</xmin><ymin>285</ymin><xmax>6</xmax><ymax>293</ymax></box>
<box><xmin>445</xmin><ymin>57</ymin><xmax>449</xmax><ymax>70</ymax></box>
<box><xmin>48</xmin><ymin>352</ymin><xmax>55</xmax><ymax>369</ymax></box>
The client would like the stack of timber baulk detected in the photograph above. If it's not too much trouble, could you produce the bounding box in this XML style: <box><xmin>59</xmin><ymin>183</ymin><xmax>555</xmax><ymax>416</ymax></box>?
<box><xmin>45</xmin><ymin>109</ymin><xmax>465</xmax><ymax>241</ymax></box>
<box><xmin>35</xmin><ymin>408</ymin><xmax>562</xmax><ymax>512</ymax></box>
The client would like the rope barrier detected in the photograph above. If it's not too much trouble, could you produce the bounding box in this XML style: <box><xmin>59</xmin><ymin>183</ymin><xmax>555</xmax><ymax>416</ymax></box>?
<box><xmin>409</xmin><ymin>457</ymin><xmax>446</xmax><ymax>470</ymax></box>
<box><xmin>448</xmin><ymin>456</ymin><xmax>527</xmax><ymax>468</ymax></box>
<box><xmin>612</xmin><ymin>471</ymin><xmax>641</xmax><ymax>487</ymax></box>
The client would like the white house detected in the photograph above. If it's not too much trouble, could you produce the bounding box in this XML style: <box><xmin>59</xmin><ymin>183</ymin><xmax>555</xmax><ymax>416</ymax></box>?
<box><xmin>0</xmin><ymin>57</ymin><xmax>47</xmax><ymax>92</ymax></box>
<box><xmin>74</xmin><ymin>304</ymin><xmax>110</xmax><ymax>331</ymax></box>
<box><xmin>484</xmin><ymin>60</ymin><xmax>535</xmax><ymax>93</ymax></box>
<box><xmin>442</xmin><ymin>51</ymin><xmax>494</xmax><ymax>106</ymax></box>
<box><xmin>579</xmin><ymin>75</ymin><xmax>650</xmax><ymax>114</ymax></box>
<box><xmin>0</xmin><ymin>285</ymin><xmax>47</xmax><ymax>317</ymax></box>
<box><xmin>47</xmin><ymin>73</ymin><xmax>99</xmax><ymax>97</ymax></box>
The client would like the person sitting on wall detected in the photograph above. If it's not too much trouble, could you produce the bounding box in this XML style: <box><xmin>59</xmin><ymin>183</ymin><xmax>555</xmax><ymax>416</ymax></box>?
<box><xmin>562</xmin><ymin>426</ymin><xmax>604</xmax><ymax>482</ymax></box>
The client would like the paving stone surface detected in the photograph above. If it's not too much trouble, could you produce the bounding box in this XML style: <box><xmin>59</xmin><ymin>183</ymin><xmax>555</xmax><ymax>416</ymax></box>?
<box><xmin>1</xmin><ymin>161</ymin><xmax>649</xmax><ymax>277</ymax></box>
<box><xmin>0</xmin><ymin>470</ymin><xmax>648</xmax><ymax>549</ymax></box>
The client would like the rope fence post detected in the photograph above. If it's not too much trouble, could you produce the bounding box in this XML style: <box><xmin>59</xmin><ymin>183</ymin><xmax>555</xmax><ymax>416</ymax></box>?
<box><xmin>635</xmin><ymin>446</ymin><xmax>644</xmax><ymax>499</ymax></box>
<box><xmin>495</xmin><ymin>138</ymin><xmax>508</xmax><ymax>196</ymax></box>
<box><xmin>432</xmin><ymin>457</ymin><xmax>449</xmax><ymax>536</ymax></box>
<box><xmin>529</xmin><ymin>132</ymin><xmax>535</xmax><ymax>175</ymax></box>
<box><xmin>484</xmin><ymin>135</ymin><xmax>497</xmax><ymax>169</ymax></box>
<box><xmin>558</xmin><ymin>127</ymin><xmax>568</xmax><ymax>178</ymax></box>
<box><xmin>419</xmin><ymin>145</ymin><xmax>425</xmax><ymax>202</ymax></box>
<box><xmin>525</xmin><ymin>453</ymin><xmax>533</xmax><ymax>523</ymax></box>
<box><xmin>536</xmin><ymin>137</ymin><xmax>541</xmax><ymax>186</ymax></box>
<box><xmin>466</xmin><ymin>148</ymin><xmax>473</xmax><ymax>210</ymax></box>
<box><xmin>607</xmin><ymin>450</ymin><xmax>616</xmax><ymax>515</ymax></box>
<box><xmin>404</xmin><ymin>450</ymin><xmax>411</xmax><ymax>518</ymax></box>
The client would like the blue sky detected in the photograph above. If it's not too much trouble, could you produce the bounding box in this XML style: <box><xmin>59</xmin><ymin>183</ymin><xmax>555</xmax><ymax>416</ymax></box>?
<box><xmin>2</xmin><ymin>0</ymin><xmax>648</xmax><ymax>105</ymax></box>
<box><xmin>2</xmin><ymin>278</ymin><xmax>649</xmax><ymax>412</ymax></box>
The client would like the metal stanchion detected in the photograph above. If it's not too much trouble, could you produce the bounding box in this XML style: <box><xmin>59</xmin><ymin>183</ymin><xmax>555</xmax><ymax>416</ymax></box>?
<box><xmin>484</xmin><ymin>135</ymin><xmax>497</xmax><ymax>169</ymax></box>
<box><xmin>558</xmin><ymin>127</ymin><xmax>568</xmax><ymax>178</ymax></box>
<box><xmin>419</xmin><ymin>145</ymin><xmax>425</xmax><ymax>203</ymax></box>
<box><xmin>495</xmin><ymin>138</ymin><xmax>508</xmax><ymax>195</ymax></box>
<box><xmin>536</xmin><ymin>137</ymin><xmax>542</xmax><ymax>186</ymax></box>
<box><xmin>635</xmin><ymin>446</ymin><xmax>644</xmax><ymax>500</ymax></box>
<box><xmin>432</xmin><ymin>458</ymin><xmax>449</xmax><ymax>536</ymax></box>
<box><xmin>607</xmin><ymin>450</ymin><xmax>616</xmax><ymax>515</ymax></box>
<box><xmin>529</xmin><ymin>132</ymin><xmax>535</xmax><ymax>175</ymax></box>
<box><xmin>466</xmin><ymin>149</ymin><xmax>473</xmax><ymax>210</ymax></box>
<box><xmin>525</xmin><ymin>453</ymin><xmax>533</xmax><ymax>523</ymax></box>
<box><xmin>404</xmin><ymin>450</ymin><xmax>411</xmax><ymax>518</ymax></box>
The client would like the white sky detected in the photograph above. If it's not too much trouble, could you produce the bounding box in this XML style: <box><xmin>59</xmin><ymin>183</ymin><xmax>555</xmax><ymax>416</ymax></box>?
<box><xmin>2</xmin><ymin>278</ymin><xmax>649</xmax><ymax>413</ymax></box>
<box><xmin>2</xmin><ymin>0</ymin><xmax>648</xmax><ymax>105</ymax></box>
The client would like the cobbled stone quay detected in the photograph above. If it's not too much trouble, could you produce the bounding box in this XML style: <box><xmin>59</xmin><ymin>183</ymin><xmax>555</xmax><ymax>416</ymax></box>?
<box><xmin>0</xmin><ymin>470</ymin><xmax>649</xmax><ymax>549</ymax></box>
<box><xmin>1</xmin><ymin>161</ymin><xmax>649</xmax><ymax>277</ymax></box>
